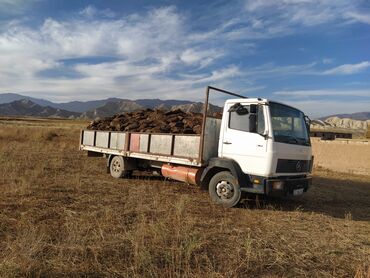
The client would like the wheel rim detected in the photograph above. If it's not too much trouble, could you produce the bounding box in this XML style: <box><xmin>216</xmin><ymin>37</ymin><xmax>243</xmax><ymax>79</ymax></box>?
<box><xmin>216</xmin><ymin>180</ymin><xmax>234</xmax><ymax>199</ymax></box>
<box><xmin>112</xmin><ymin>159</ymin><xmax>121</xmax><ymax>173</ymax></box>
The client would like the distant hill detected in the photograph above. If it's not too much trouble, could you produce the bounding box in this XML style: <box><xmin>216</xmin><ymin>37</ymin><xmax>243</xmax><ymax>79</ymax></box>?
<box><xmin>0</xmin><ymin>93</ymin><xmax>56</xmax><ymax>107</ymax></box>
<box><xmin>311</xmin><ymin>117</ymin><xmax>369</xmax><ymax>133</ymax></box>
<box><xmin>313</xmin><ymin>112</ymin><xmax>370</xmax><ymax>132</ymax></box>
<box><xmin>55</xmin><ymin>98</ymin><xmax>123</xmax><ymax>113</ymax></box>
<box><xmin>0</xmin><ymin>99</ymin><xmax>80</xmax><ymax>118</ymax></box>
<box><xmin>0</xmin><ymin>93</ymin><xmax>123</xmax><ymax>113</ymax></box>
<box><xmin>324</xmin><ymin>117</ymin><xmax>369</xmax><ymax>130</ymax></box>
<box><xmin>319</xmin><ymin>112</ymin><xmax>370</xmax><ymax>121</ymax></box>
<box><xmin>80</xmin><ymin>100</ymin><xmax>145</xmax><ymax>119</ymax></box>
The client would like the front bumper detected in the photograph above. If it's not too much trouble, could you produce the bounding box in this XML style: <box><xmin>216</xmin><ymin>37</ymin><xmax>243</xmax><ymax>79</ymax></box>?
<box><xmin>265</xmin><ymin>176</ymin><xmax>312</xmax><ymax>196</ymax></box>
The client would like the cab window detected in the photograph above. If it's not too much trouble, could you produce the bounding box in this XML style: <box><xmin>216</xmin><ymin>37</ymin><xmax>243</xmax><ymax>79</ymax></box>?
<box><xmin>228</xmin><ymin>104</ymin><xmax>265</xmax><ymax>133</ymax></box>
<box><xmin>228</xmin><ymin>105</ymin><xmax>250</xmax><ymax>132</ymax></box>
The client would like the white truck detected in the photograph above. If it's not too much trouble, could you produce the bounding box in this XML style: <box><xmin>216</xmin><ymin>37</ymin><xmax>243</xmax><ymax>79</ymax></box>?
<box><xmin>80</xmin><ymin>86</ymin><xmax>313</xmax><ymax>207</ymax></box>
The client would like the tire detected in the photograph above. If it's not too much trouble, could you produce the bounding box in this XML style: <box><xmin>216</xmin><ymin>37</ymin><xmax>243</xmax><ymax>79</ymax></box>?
<box><xmin>109</xmin><ymin>156</ymin><xmax>132</xmax><ymax>178</ymax></box>
<box><xmin>208</xmin><ymin>171</ymin><xmax>241</xmax><ymax>208</ymax></box>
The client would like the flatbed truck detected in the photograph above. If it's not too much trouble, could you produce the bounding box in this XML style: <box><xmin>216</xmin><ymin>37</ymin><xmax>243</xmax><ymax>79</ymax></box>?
<box><xmin>80</xmin><ymin>86</ymin><xmax>313</xmax><ymax>207</ymax></box>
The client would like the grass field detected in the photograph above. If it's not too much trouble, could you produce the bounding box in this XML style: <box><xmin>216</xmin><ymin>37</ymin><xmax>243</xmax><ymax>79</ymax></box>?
<box><xmin>0</xmin><ymin>118</ymin><xmax>369</xmax><ymax>277</ymax></box>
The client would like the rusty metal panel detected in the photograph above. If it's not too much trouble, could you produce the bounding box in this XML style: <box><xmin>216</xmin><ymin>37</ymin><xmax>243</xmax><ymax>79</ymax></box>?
<box><xmin>130</xmin><ymin>133</ymin><xmax>140</xmax><ymax>152</ymax></box>
<box><xmin>82</xmin><ymin>130</ymin><xmax>95</xmax><ymax>146</ymax></box>
<box><xmin>95</xmin><ymin>131</ymin><xmax>109</xmax><ymax>148</ymax></box>
<box><xmin>150</xmin><ymin>134</ymin><xmax>172</xmax><ymax>155</ymax></box>
<box><xmin>110</xmin><ymin>132</ymin><xmax>126</xmax><ymax>150</ymax></box>
<box><xmin>161</xmin><ymin>164</ymin><xmax>203</xmax><ymax>185</ymax></box>
<box><xmin>173</xmin><ymin>135</ymin><xmax>200</xmax><ymax>158</ymax></box>
<box><xmin>202</xmin><ymin>118</ymin><xmax>221</xmax><ymax>161</ymax></box>
<box><xmin>139</xmin><ymin>134</ymin><xmax>149</xmax><ymax>152</ymax></box>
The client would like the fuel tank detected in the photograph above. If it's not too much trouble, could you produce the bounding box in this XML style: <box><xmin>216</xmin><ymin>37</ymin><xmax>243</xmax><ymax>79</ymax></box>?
<box><xmin>161</xmin><ymin>164</ymin><xmax>203</xmax><ymax>185</ymax></box>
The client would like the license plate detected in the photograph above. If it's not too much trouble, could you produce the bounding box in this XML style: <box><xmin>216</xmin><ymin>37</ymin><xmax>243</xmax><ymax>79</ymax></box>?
<box><xmin>293</xmin><ymin>188</ymin><xmax>304</xmax><ymax>196</ymax></box>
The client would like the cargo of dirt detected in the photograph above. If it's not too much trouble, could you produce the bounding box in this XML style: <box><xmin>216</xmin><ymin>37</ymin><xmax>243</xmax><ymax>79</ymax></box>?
<box><xmin>86</xmin><ymin>109</ymin><xmax>205</xmax><ymax>134</ymax></box>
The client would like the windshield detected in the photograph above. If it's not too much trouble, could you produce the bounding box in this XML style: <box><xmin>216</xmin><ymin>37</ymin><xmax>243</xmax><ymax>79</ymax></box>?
<box><xmin>269</xmin><ymin>102</ymin><xmax>310</xmax><ymax>146</ymax></box>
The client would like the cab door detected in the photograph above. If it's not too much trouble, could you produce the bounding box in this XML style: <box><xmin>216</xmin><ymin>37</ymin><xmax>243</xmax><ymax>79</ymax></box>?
<box><xmin>219</xmin><ymin>103</ymin><xmax>268</xmax><ymax>176</ymax></box>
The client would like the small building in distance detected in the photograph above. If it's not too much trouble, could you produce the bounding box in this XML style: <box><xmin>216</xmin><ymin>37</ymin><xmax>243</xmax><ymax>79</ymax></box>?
<box><xmin>310</xmin><ymin>130</ymin><xmax>353</xmax><ymax>140</ymax></box>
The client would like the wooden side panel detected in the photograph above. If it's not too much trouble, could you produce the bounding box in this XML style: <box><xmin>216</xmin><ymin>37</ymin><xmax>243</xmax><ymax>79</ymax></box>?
<box><xmin>139</xmin><ymin>134</ymin><xmax>149</xmax><ymax>152</ymax></box>
<box><xmin>82</xmin><ymin>130</ymin><xmax>95</xmax><ymax>146</ymax></box>
<box><xmin>95</xmin><ymin>131</ymin><xmax>110</xmax><ymax>148</ymax></box>
<box><xmin>130</xmin><ymin>133</ymin><xmax>140</xmax><ymax>152</ymax></box>
<box><xmin>173</xmin><ymin>136</ymin><xmax>200</xmax><ymax>158</ymax></box>
<box><xmin>150</xmin><ymin>135</ymin><xmax>172</xmax><ymax>155</ymax></box>
<box><xmin>110</xmin><ymin>132</ymin><xmax>126</xmax><ymax>150</ymax></box>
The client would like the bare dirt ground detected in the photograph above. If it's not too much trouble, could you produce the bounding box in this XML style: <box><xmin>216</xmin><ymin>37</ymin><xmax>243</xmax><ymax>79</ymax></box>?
<box><xmin>0</xmin><ymin>118</ymin><xmax>369</xmax><ymax>277</ymax></box>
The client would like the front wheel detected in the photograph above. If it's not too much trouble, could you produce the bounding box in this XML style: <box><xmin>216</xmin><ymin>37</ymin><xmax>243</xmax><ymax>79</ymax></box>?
<box><xmin>208</xmin><ymin>171</ymin><xmax>241</xmax><ymax>208</ymax></box>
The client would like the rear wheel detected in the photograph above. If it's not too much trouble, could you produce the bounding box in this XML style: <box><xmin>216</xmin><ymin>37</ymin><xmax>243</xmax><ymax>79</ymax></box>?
<box><xmin>209</xmin><ymin>171</ymin><xmax>241</xmax><ymax>208</ymax></box>
<box><xmin>110</xmin><ymin>156</ymin><xmax>132</xmax><ymax>178</ymax></box>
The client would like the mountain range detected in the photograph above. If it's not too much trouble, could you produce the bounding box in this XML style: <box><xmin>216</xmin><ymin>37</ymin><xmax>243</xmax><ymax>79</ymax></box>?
<box><xmin>0</xmin><ymin>94</ymin><xmax>369</xmax><ymax>129</ymax></box>
<box><xmin>0</xmin><ymin>93</ymin><xmax>222</xmax><ymax>119</ymax></box>
<box><xmin>0</xmin><ymin>93</ymin><xmax>127</xmax><ymax>113</ymax></box>
<box><xmin>0</xmin><ymin>99</ymin><xmax>81</xmax><ymax>118</ymax></box>
<box><xmin>319</xmin><ymin>112</ymin><xmax>370</xmax><ymax>121</ymax></box>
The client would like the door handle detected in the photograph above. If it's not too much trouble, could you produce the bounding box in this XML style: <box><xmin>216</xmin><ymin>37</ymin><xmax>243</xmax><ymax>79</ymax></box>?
<box><xmin>223</xmin><ymin>141</ymin><xmax>232</xmax><ymax>145</ymax></box>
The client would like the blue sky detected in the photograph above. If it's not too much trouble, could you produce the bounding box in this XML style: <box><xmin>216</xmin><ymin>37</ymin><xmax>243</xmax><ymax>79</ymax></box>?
<box><xmin>0</xmin><ymin>0</ymin><xmax>369</xmax><ymax>117</ymax></box>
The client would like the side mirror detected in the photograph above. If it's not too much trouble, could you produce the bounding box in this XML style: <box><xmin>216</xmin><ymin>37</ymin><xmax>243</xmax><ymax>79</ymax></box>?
<box><xmin>305</xmin><ymin>115</ymin><xmax>311</xmax><ymax>133</ymax></box>
<box><xmin>249</xmin><ymin>114</ymin><xmax>257</xmax><ymax>133</ymax></box>
<box><xmin>250</xmin><ymin>104</ymin><xmax>257</xmax><ymax>114</ymax></box>
<box><xmin>228</xmin><ymin>103</ymin><xmax>249</xmax><ymax>115</ymax></box>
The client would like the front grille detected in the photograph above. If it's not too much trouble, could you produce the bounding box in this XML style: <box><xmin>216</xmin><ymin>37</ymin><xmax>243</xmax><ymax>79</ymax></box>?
<box><xmin>276</xmin><ymin>159</ymin><xmax>310</xmax><ymax>173</ymax></box>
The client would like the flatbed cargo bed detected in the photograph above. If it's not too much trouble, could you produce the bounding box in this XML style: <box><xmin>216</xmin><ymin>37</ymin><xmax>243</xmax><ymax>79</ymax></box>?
<box><xmin>80</xmin><ymin>117</ymin><xmax>221</xmax><ymax>167</ymax></box>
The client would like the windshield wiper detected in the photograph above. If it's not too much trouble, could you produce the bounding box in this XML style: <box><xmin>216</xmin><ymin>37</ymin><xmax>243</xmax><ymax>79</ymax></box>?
<box><xmin>276</xmin><ymin>135</ymin><xmax>307</xmax><ymax>145</ymax></box>
<box><xmin>287</xmin><ymin>136</ymin><xmax>299</xmax><ymax>144</ymax></box>
<box><xmin>296</xmin><ymin>137</ymin><xmax>310</xmax><ymax>146</ymax></box>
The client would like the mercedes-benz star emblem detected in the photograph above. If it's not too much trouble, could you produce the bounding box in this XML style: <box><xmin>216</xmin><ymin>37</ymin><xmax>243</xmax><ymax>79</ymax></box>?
<box><xmin>296</xmin><ymin>161</ymin><xmax>302</xmax><ymax>172</ymax></box>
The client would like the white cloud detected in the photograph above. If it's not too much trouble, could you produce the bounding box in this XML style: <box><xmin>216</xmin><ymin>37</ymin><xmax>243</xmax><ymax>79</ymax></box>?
<box><xmin>274</xmin><ymin>89</ymin><xmax>370</xmax><ymax>98</ymax></box>
<box><xmin>242</xmin><ymin>61</ymin><xmax>370</xmax><ymax>78</ymax></box>
<box><xmin>273</xmin><ymin>88</ymin><xmax>370</xmax><ymax>117</ymax></box>
<box><xmin>187</xmin><ymin>1</ymin><xmax>369</xmax><ymax>44</ymax></box>
<box><xmin>283</xmin><ymin>99</ymin><xmax>370</xmax><ymax>118</ymax></box>
<box><xmin>0</xmin><ymin>6</ymin><xmax>247</xmax><ymax>102</ymax></box>
<box><xmin>322</xmin><ymin>61</ymin><xmax>370</xmax><ymax>75</ymax></box>
<box><xmin>322</xmin><ymin>58</ymin><xmax>334</xmax><ymax>64</ymax></box>
<box><xmin>79</xmin><ymin>5</ymin><xmax>97</xmax><ymax>18</ymax></box>
<box><xmin>244</xmin><ymin>0</ymin><xmax>353</xmax><ymax>28</ymax></box>
<box><xmin>180</xmin><ymin>48</ymin><xmax>223</xmax><ymax>68</ymax></box>
<box><xmin>345</xmin><ymin>11</ymin><xmax>370</xmax><ymax>25</ymax></box>
<box><xmin>0</xmin><ymin>0</ymin><xmax>40</xmax><ymax>15</ymax></box>
<box><xmin>79</xmin><ymin>5</ymin><xmax>115</xmax><ymax>18</ymax></box>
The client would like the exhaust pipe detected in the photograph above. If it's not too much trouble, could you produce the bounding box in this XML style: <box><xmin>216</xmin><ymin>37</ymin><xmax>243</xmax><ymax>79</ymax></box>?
<box><xmin>161</xmin><ymin>164</ymin><xmax>203</xmax><ymax>185</ymax></box>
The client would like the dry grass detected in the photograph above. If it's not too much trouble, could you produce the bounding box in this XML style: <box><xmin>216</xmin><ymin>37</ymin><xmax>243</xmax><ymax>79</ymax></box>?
<box><xmin>0</xmin><ymin>118</ymin><xmax>369</xmax><ymax>277</ymax></box>
<box><xmin>311</xmin><ymin>138</ymin><xmax>370</xmax><ymax>175</ymax></box>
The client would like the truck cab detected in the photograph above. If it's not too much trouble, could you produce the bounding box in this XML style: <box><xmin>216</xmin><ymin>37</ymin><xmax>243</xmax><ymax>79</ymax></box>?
<box><xmin>204</xmin><ymin>97</ymin><xmax>312</xmax><ymax>206</ymax></box>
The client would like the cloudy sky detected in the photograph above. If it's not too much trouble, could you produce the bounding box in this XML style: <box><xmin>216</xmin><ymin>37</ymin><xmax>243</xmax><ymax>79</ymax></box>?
<box><xmin>0</xmin><ymin>0</ymin><xmax>369</xmax><ymax>117</ymax></box>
